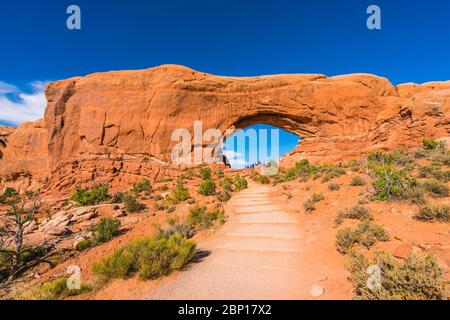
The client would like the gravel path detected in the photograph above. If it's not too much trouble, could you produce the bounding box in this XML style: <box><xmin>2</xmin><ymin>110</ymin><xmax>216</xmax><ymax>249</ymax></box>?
<box><xmin>144</xmin><ymin>185</ymin><xmax>307</xmax><ymax>300</ymax></box>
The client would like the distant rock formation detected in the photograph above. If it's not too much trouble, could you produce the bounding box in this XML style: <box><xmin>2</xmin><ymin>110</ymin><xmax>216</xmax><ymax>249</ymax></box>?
<box><xmin>0</xmin><ymin>65</ymin><xmax>448</xmax><ymax>191</ymax></box>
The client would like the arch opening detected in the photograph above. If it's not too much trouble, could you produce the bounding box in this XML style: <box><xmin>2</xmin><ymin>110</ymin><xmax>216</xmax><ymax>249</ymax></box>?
<box><xmin>221</xmin><ymin>124</ymin><xmax>301</xmax><ymax>169</ymax></box>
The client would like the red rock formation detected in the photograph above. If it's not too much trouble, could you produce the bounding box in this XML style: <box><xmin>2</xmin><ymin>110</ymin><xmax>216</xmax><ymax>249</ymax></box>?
<box><xmin>1</xmin><ymin>65</ymin><xmax>449</xmax><ymax>191</ymax></box>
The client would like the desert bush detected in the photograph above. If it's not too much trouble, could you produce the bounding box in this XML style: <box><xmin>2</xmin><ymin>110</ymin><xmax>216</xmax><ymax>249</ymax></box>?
<box><xmin>252</xmin><ymin>173</ymin><xmax>270</xmax><ymax>184</ymax></box>
<box><xmin>419</xmin><ymin>165</ymin><xmax>450</xmax><ymax>182</ymax></box>
<box><xmin>121</xmin><ymin>193</ymin><xmax>146</xmax><ymax>213</ymax></box>
<box><xmin>220</xmin><ymin>176</ymin><xmax>234</xmax><ymax>190</ymax></box>
<box><xmin>415</xmin><ymin>205</ymin><xmax>450</xmax><ymax>223</ymax></box>
<box><xmin>92</xmin><ymin>234</ymin><xmax>196</xmax><ymax>281</ymax></box>
<box><xmin>21</xmin><ymin>277</ymin><xmax>91</xmax><ymax>300</ymax></box>
<box><xmin>350</xmin><ymin>176</ymin><xmax>366</xmax><ymax>186</ymax></box>
<box><xmin>75</xmin><ymin>239</ymin><xmax>91</xmax><ymax>252</ymax></box>
<box><xmin>155</xmin><ymin>178</ymin><xmax>173</xmax><ymax>183</ymax></box>
<box><xmin>198</xmin><ymin>179</ymin><xmax>217</xmax><ymax>196</ymax></box>
<box><xmin>423</xmin><ymin>139</ymin><xmax>439</xmax><ymax>150</ymax></box>
<box><xmin>112</xmin><ymin>191</ymin><xmax>124</xmax><ymax>204</ymax></box>
<box><xmin>199</xmin><ymin>168</ymin><xmax>212</xmax><ymax>180</ymax></box>
<box><xmin>347</xmin><ymin>251</ymin><xmax>447</xmax><ymax>300</ymax></box>
<box><xmin>432</xmin><ymin>154</ymin><xmax>450</xmax><ymax>166</ymax></box>
<box><xmin>71</xmin><ymin>184</ymin><xmax>111</xmax><ymax>206</ymax></box>
<box><xmin>217</xmin><ymin>189</ymin><xmax>232</xmax><ymax>202</ymax></box>
<box><xmin>160</xmin><ymin>184</ymin><xmax>169</xmax><ymax>191</ymax></box>
<box><xmin>328</xmin><ymin>183</ymin><xmax>341</xmax><ymax>191</ymax></box>
<box><xmin>171</xmin><ymin>182</ymin><xmax>190</xmax><ymax>202</ymax></box>
<box><xmin>216</xmin><ymin>169</ymin><xmax>224</xmax><ymax>179</ymax></box>
<box><xmin>334</xmin><ymin>205</ymin><xmax>373</xmax><ymax>226</ymax></box>
<box><xmin>166</xmin><ymin>207</ymin><xmax>176</xmax><ymax>213</ymax></box>
<box><xmin>336</xmin><ymin>221</ymin><xmax>389</xmax><ymax>254</ymax></box>
<box><xmin>131</xmin><ymin>179</ymin><xmax>152</xmax><ymax>196</ymax></box>
<box><xmin>233</xmin><ymin>174</ymin><xmax>248</xmax><ymax>190</ymax></box>
<box><xmin>370</xmin><ymin>161</ymin><xmax>425</xmax><ymax>204</ymax></box>
<box><xmin>414</xmin><ymin>149</ymin><xmax>428</xmax><ymax>159</ymax></box>
<box><xmin>93</xmin><ymin>218</ymin><xmax>121</xmax><ymax>244</ymax></box>
<box><xmin>156</xmin><ymin>218</ymin><xmax>195</xmax><ymax>240</ymax></box>
<box><xmin>154</xmin><ymin>201</ymin><xmax>168</xmax><ymax>211</ymax></box>
<box><xmin>187</xmin><ymin>206</ymin><xmax>226</xmax><ymax>231</ymax></box>
<box><xmin>303</xmin><ymin>193</ymin><xmax>324</xmax><ymax>212</ymax></box>
<box><xmin>421</xmin><ymin>179</ymin><xmax>449</xmax><ymax>198</ymax></box>
<box><xmin>368</xmin><ymin>149</ymin><xmax>416</xmax><ymax>169</ymax></box>
<box><xmin>346</xmin><ymin>159</ymin><xmax>361</xmax><ymax>172</ymax></box>
<box><xmin>321</xmin><ymin>167</ymin><xmax>346</xmax><ymax>183</ymax></box>
<box><xmin>284</xmin><ymin>159</ymin><xmax>319</xmax><ymax>181</ymax></box>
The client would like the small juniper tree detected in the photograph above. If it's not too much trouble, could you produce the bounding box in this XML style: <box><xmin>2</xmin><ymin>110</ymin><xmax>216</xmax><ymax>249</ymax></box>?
<box><xmin>0</xmin><ymin>188</ymin><xmax>53</xmax><ymax>280</ymax></box>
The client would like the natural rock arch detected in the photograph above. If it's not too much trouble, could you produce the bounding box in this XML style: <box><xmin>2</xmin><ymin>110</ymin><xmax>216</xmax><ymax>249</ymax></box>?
<box><xmin>0</xmin><ymin>64</ymin><xmax>448</xmax><ymax>190</ymax></box>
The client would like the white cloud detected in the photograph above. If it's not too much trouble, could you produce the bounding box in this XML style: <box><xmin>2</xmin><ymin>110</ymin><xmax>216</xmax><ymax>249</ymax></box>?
<box><xmin>0</xmin><ymin>81</ymin><xmax>47</xmax><ymax>126</ymax></box>
<box><xmin>223</xmin><ymin>149</ymin><xmax>248</xmax><ymax>168</ymax></box>
<box><xmin>223</xmin><ymin>149</ymin><xmax>243</xmax><ymax>160</ymax></box>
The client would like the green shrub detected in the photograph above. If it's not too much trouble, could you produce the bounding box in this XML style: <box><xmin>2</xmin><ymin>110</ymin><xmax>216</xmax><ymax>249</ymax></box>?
<box><xmin>112</xmin><ymin>191</ymin><xmax>124</xmax><ymax>204</ymax></box>
<box><xmin>350</xmin><ymin>176</ymin><xmax>366</xmax><ymax>186</ymax></box>
<box><xmin>187</xmin><ymin>206</ymin><xmax>226</xmax><ymax>231</ymax></box>
<box><xmin>347</xmin><ymin>251</ymin><xmax>447</xmax><ymax>300</ymax></box>
<box><xmin>370</xmin><ymin>161</ymin><xmax>426</xmax><ymax>204</ymax></box>
<box><xmin>233</xmin><ymin>174</ymin><xmax>248</xmax><ymax>190</ymax></box>
<box><xmin>421</xmin><ymin>179</ymin><xmax>449</xmax><ymax>197</ymax></box>
<box><xmin>199</xmin><ymin>168</ymin><xmax>212</xmax><ymax>180</ymax></box>
<box><xmin>328</xmin><ymin>183</ymin><xmax>341</xmax><ymax>191</ymax></box>
<box><xmin>419</xmin><ymin>165</ymin><xmax>450</xmax><ymax>182</ymax></box>
<box><xmin>71</xmin><ymin>184</ymin><xmax>111</xmax><ymax>206</ymax></box>
<box><xmin>198</xmin><ymin>179</ymin><xmax>216</xmax><ymax>196</ymax></box>
<box><xmin>335</xmin><ymin>205</ymin><xmax>373</xmax><ymax>226</ymax></box>
<box><xmin>22</xmin><ymin>277</ymin><xmax>91</xmax><ymax>300</ymax></box>
<box><xmin>76</xmin><ymin>239</ymin><xmax>91</xmax><ymax>252</ymax></box>
<box><xmin>172</xmin><ymin>182</ymin><xmax>190</xmax><ymax>202</ymax></box>
<box><xmin>371</xmin><ymin>165</ymin><xmax>406</xmax><ymax>200</ymax></box>
<box><xmin>131</xmin><ymin>179</ymin><xmax>152</xmax><ymax>196</ymax></box>
<box><xmin>252</xmin><ymin>173</ymin><xmax>270</xmax><ymax>184</ymax></box>
<box><xmin>303</xmin><ymin>193</ymin><xmax>324</xmax><ymax>212</ymax></box>
<box><xmin>156</xmin><ymin>218</ymin><xmax>195</xmax><ymax>240</ymax></box>
<box><xmin>336</xmin><ymin>221</ymin><xmax>389</xmax><ymax>254</ymax></box>
<box><xmin>216</xmin><ymin>169</ymin><xmax>224</xmax><ymax>179</ymax></box>
<box><xmin>423</xmin><ymin>139</ymin><xmax>439</xmax><ymax>150</ymax></box>
<box><xmin>122</xmin><ymin>193</ymin><xmax>146</xmax><ymax>213</ymax></box>
<box><xmin>160</xmin><ymin>184</ymin><xmax>169</xmax><ymax>191</ymax></box>
<box><xmin>93</xmin><ymin>218</ymin><xmax>121</xmax><ymax>244</ymax></box>
<box><xmin>217</xmin><ymin>189</ymin><xmax>232</xmax><ymax>202</ymax></box>
<box><xmin>415</xmin><ymin>205</ymin><xmax>450</xmax><ymax>223</ymax></box>
<box><xmin>92</xmin><ymin>234</ymin><xmax>196</xmax><ymax>281</ymax></box>
<box><xmin>284</xmin><ymin>159</ymin><xmax>319</xmax><ymax>181</ymax></box>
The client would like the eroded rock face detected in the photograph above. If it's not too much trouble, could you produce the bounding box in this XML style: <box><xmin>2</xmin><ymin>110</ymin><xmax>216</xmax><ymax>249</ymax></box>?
<box><xmin>1</xmin><ymin>65</ymin><xmax>449</xmax><ymax>191</ymax></box>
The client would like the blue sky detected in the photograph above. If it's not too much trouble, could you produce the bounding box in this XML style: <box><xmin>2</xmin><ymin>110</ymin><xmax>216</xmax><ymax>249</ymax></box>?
<box><xmin>223</xmin><ymin>125</ymin><xmax>300</xmax><ymax>168</ymax></box>
<box><xmin>0</xmin><ymin>1</ymin><xmax>449</xmax><ymax>162</ymax></box>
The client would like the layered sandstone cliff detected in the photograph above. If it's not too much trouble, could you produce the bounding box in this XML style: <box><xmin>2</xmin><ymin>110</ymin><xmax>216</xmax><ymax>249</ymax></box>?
<box><xmin>0</xmin><ymin>65</ymin><xmax>449</xmax><ymax>191</ymax></box>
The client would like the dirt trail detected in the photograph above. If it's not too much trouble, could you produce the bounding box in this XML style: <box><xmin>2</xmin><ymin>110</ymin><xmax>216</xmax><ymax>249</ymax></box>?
<box><xmin>143</xmin><ymin>184</ymin><xmax>313</xmax><ymax>300</ymax></box>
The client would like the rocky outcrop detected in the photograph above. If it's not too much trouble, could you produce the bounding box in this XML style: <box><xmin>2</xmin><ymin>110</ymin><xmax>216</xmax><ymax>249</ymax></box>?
<box><xmin>0</xmin><ymin>65</ymin><xmax>449</xmax><ymax>191</ymax></box>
